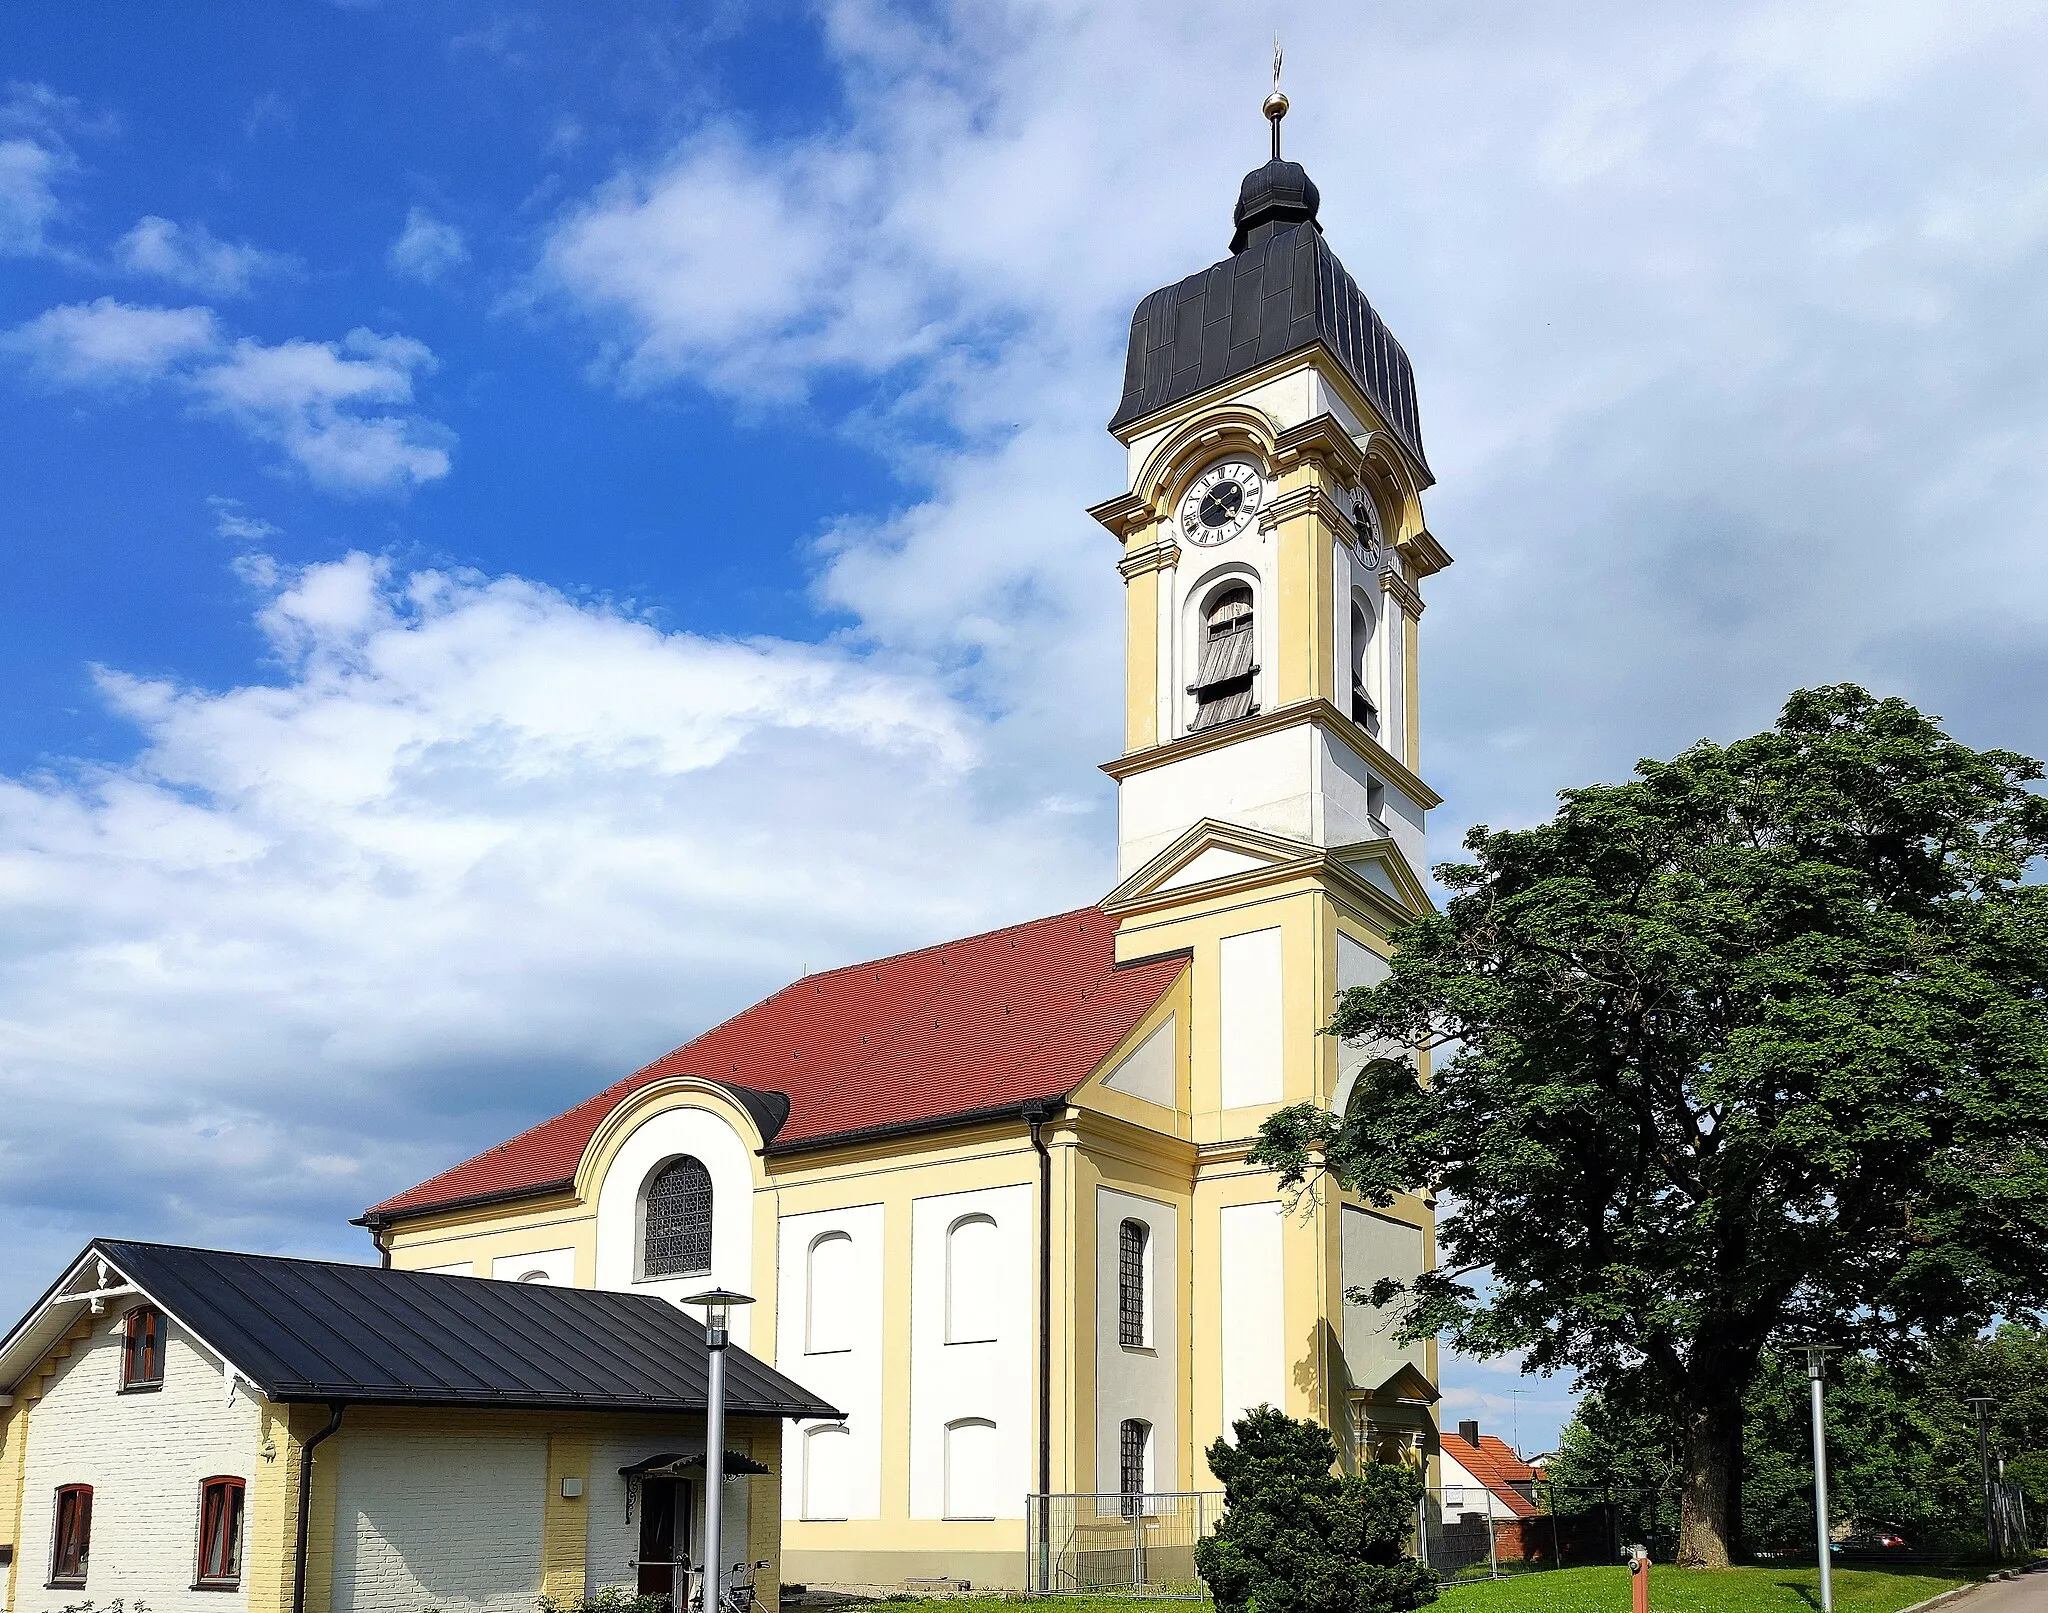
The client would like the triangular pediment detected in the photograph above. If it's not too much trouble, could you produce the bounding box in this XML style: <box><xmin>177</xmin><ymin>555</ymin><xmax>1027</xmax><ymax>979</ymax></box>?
<box><xmin>1366</xmin><ymin>1362</ymin><xmax>1441</xmax><ymax>1406</ymax></box>
<box><xmin>1103</xmin><ymin>820</ymin><xmax>1316</xmax><ymax>910</ymax></box>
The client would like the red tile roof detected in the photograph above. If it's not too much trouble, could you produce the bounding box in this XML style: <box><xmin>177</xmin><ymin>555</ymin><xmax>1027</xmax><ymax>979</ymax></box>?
<box><xmin>367</xmin><ymin>907</ymin><xmax>1185</xmax><ymax>1221</ymax></box>
<box><xmin>1442</xmin><ymin>1433</ymin><xmax>1541</xmax><ymax>1518</ymax></box>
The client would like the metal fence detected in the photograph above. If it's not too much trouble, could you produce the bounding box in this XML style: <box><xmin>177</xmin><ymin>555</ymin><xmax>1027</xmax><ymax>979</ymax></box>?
<box><xmin>1026</xmin><ymin>1491</ymin><xmax>1224</xmax><ymax>1597</ymax></box>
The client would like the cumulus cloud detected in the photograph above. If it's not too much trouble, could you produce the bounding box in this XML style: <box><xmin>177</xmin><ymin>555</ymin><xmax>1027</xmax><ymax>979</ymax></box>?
<box><xmin>0</xmin><ymin>553</ymin><xmax>1104</xmax><ymax>1294</ymax></box>
<box><xmin>3</xmin><ymin>299</ymin><xmax>452</xmax><ymax>491</ymax></box>
<box><xmin>115</xmin><ymin>215</ymin><xmax>292</xmax><ymax>297</ymax></box>
<box><xmin>386</xmin><ymin>206</ymin><xmax>468</xmax><ymax>282</ymax></box>
<box><xmin>0</xmin><ymin>81</ymin><xmax>97</xmax><ymax>258</ymax></box>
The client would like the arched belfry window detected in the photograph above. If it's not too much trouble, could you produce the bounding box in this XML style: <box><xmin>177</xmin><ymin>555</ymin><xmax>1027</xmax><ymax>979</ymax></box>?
<box><xmin>641</xmin><ymin>1155</ymin><xmax>713</xmax><ymax>1279</ymax></box>
<box><xmin>1349</xmin><ymin>596</ymin><xmax>1379</xmax><ymax>736</ymax></box>
<box><xmin>1191</xmin><ymin>584</ymin><xmax>1257</xmax><ymax>732</ymax></box>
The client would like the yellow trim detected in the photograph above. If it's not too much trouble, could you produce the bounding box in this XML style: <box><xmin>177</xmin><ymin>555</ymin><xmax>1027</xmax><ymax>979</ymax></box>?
<box><xmin>243</xmin><ymin>1401</ymin><xmax>296</xmax><ymax>1613</ymax></box>
<box><xmin>1</xmin><ymin>1397</ymin><xmax>25</xmax><ymax>1613</ymax></box>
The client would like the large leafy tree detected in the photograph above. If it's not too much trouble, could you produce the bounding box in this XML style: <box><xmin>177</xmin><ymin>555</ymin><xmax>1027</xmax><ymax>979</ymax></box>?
<box><xmin>1252</xmin><ymin>687</ymin><xmax>2048</xmax><ymax>1567</ymax></box>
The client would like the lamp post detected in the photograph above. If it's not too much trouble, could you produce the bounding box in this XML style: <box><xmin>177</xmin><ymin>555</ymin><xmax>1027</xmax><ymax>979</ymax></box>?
<box><xmin>1801</xmin><ymin>1346</ymin><xmax>1836</xmax><ymax>1613</ymax></box>
<box><xmin>1967</xmin><ymin>1396</ymin><xmax>1998</xmax><ymax>1560</ymax></box>
<box><xmin>682</xmin><ymin>1288</ymin><xmax>755</xmax><ymax>1613</ymax></box>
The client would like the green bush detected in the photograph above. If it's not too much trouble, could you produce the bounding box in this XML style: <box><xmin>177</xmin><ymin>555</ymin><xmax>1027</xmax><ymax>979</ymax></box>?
<box><xmin>1195</xmin><ymin>1405</ymin><xmax>1439</xmax><ymax>1613</ymax></box>
<box><xmin>536</xmin><ymin>1586</ymin><xmax>672</xmax><ymax>1613</ymax></box>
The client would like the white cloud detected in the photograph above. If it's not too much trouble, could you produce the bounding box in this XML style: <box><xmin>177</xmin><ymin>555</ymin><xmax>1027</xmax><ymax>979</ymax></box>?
<box><xmin>3</xmin><ymin>300</ymin><xmax>453</xmax><ymax>492</ymax></box>
<box><xmin>0</xmin><ymin>553</ymin><xmax>1104</xmax><ymax>1287</ymax></box>
<box><xmin>387</xmin><ymin>206</ymin><xmax>468</xmax><ymax>283</ymax></box>
<box><xmin>3</xmin><ymin>296</ymin><xmax>220</xmax><ymax>384</ymax></box>
<box><xmin>0</xmin><ymin>135</ymin><xmax>65</xmax><ymax>256</ymax></box>
<box><xmin>115</xmin><ymin>215</ymin><xmax>292</xmax><ymax>297</ymax></box>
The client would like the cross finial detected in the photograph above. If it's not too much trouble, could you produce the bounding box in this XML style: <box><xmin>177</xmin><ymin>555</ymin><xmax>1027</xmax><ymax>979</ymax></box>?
<box><xmin>1263</xmin><ymin>35</ymin><xmax>1290</xmax><ymax>161</ymax></box>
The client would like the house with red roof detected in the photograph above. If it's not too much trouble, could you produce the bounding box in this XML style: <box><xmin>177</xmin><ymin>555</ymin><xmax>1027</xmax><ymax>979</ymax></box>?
<box><xmin>1439</xmin><ymin>1421</ymin><xmax>1541</xmax><ymax>1522</ymax></box>
<box><xmin>352</xmin><ymin>96</ymin><xmax>1455</xmax><ymax>1596</ymax></box>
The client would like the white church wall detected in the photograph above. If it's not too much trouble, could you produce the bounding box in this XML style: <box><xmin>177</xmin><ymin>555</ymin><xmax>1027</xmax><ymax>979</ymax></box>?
<box><xmin>1116</xmin><ymin>726</ymin><xmax>1317</xmax><ymax>877</ymax></box>
<box><xmin>1340</xmin><ymin>1206</ymin><xmax>1428</xmax><ymax>1392</ymax></box>
<box><xmin>1218</xmin><ymin>928</ymin><xmax>1284</xmax><ymax>1109</ymax></box>
<box><xmin>1332</xmin><ymin>934</ymin><xmax>1393</xmax><ymax>1115</ymax></box>
<box><xmin>593</xmin><ymin>1103</ymin><xmax>756</xmax><ymax>1349</ymax></box>
<box><xmin>1101</xmin><ymin>1017</ymin><xmax>1177</xmax><ymax>1108</ymax></box>
<box><xmin>330</xmin><ymin>1429</ymin><xmax>546</xmax><ymax>1613</ymax></box>
<box><xmin>422</xmin><ymin>1260</ymin><xmax>475</xmax><ymax>1276</ymax></box>
<box><xmin>490</xmin><ymin>1247</ymin><xmax>574</xmax><ymax>1284</ymax></box>
<box><xmin>775</xmin><ymin>1203</ymin><xmax>884</xmax><ymax>1522</ymax></box>
<box><xmin>1093</xmin><ymin>1188</ymin><xmax>1179</xmax><ymax>1493</ymax></box>
<box><xmin>13</xmin><ymin>1314</ymin><xmax>261</xmax><ymax>1613</ymax></box>
<box><xmin>908</xmin><ymin>1184</ymin><xmax>1033</xmax><ymax>1520</ymax></box>
<box><xmin>1217</xmin><ymin>1201</ymin><xmax>1286</xmax><ymax>1441</ymax></box>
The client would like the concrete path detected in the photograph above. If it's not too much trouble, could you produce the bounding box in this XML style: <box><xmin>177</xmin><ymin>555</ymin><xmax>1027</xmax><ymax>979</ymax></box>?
<box><xmin>1941</xmin><ymin>1573</ymin><xmax>2048</xmax><ymax>1612</ymax></box>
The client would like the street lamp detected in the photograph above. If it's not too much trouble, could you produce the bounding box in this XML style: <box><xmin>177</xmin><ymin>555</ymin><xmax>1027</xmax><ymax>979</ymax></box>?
<box><xmin>1800</xmin><ymin>1345</ymin><xmax>1837</xmax><ymax>1613</ymax></box>
<box><xmin>1967</xmin><ymin>1396</ymin><xmax>1998</xmax><ymax>1560</ymax></box>
<box><xmin>682</xmin><ymin>1288</ymin><xmax>755</xmax><ymax>1613</ymax></box>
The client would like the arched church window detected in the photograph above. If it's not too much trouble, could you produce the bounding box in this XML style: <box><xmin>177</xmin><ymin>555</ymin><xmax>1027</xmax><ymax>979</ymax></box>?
<box><xmin>1350</xmin><ymin>596</ymin><xmax>1379</xmax><ymax>736</ymax></box>
<box><xmin>1191</xmin><ymin>584</ymin><xmax>1257</xmax><ymax>732</ymax></box>
<box><xmin>641</xmin><ymin>1155</ymin><xmax>714</xmax><ymax>1279</ymax></box>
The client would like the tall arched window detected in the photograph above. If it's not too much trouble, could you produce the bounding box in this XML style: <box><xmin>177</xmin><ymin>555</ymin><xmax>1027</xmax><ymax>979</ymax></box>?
<box><xmin>1191</xmin><ymin>584</ymin><xmax>1257</xmax><ymax>732</ymax></box>
<box><xmin>1119</xmin><ymin>1419</ymin><xmax>1151</xmax><ymax>1516</ymax></box>
<box><xmin>806</xmin><ymin>1230</ymin><xmax>855</xmax><ymax>1355</ymax></box>
<box><xmin>945</xmin><ymin>1214</ymin><xmax>1000</xmax><ymax>1344</ymax></box>
<box><xmin>1118</xmin><ymin>1219</ymin><xmax>1148</xmax><ymax>1348</ymax></box>
<box><xmin>1349</xmin><ymin>596</ymin><xmax>1379</xmax><ymax>735</ymax></box>
<box><xmin>803</xmin><ymin>1424</ymin><xmax>853</xmax><ymax>1521</ymax></box>
<box><xmin>944</xmin><ymin>1418</ymin><xmax>1000</xmax><ymax>1519</ymax></box>
<box><xmin>641</xmin><ymin>1155</ymin><xmax>713</xmax><ymax>1279</ymax></box>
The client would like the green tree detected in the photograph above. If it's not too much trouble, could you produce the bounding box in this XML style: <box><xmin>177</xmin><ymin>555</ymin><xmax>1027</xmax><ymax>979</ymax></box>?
<box><xmin>1251</xmin><ymin>687</ymin><xmax>2048</xmax><ymax>1568</ymax></box>
<box><xmin>1194</xmin><ymin>1406</ymin><xmax>1438</xmax><ymax>1613</ymax></box>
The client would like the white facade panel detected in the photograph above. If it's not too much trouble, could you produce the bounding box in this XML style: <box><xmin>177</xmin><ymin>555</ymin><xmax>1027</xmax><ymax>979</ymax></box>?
<box><xmin>13</xmin><ymin>1313</ymin><xmax>260</xmax><ymax>1613</ymax></box>
<box><xmin>1101</xmin><ymin>1017</ymin><xmax>1177</xmax><ymax>1109</ymax></box>
<box><xmin>490</xmin><ymin>1247</ymin><xmax>574</xmax><ymax>1284</ymax></box>
<box><xmin>1333</xmin><ymin>936</ymin><xmax>1392</xmax><ymax>1115</ymax></box>
<box><xmin>775</xmin><ymin>1203</ymin><xmax>884</xmax><ymax>1522</ymax></box>
<box><xmin>908</xmin><ymin>1183</ymin><xmax>1034</xmax><ymax>1521</ymax></box>
<box><xmin>331</xmin><ymin>1431</ymin><xmax>545</xmax><ymax>1613</ymax></box>
<box><xmin>1341</xmin><ymin>1207</ymin><xmax>1429</xmax><ymax>1391</ymax></box>
<box><xmin>1116</xmin><ymin>727</ymin><xmax>1317</xmax><ymax>877</ymax></box>
<box><xmin>586</xmin><ymin>1436</ymin><xmax>750</xmax><ymax>1597</ymax></box>
<box><xmin>593</xmin><ymin>1103</ymin><xmax>756</xmax><ymax>1349</ymax></box>
<box><xmin>1218</xmin><ymin>1201</ymin><xmax>1286</xmax><ymax>1438</ymax></box>
<box><xmin>1093</xmin><ymin>1189</ymin><xmax>1179</xmax><ymax>1493</ymax></box>
<box><xmin>1219</xmin><ymin>928</ymin><xmax>1284</xmax><ymax>1109</ymax></box>
<box><xmin>422</xmin><ymin>1261</ymin><xmax>475</xmax><ymax>1277</ymax></box>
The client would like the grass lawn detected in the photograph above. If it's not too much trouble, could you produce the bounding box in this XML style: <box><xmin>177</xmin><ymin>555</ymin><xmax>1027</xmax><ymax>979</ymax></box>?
<box><xmin>853</xmin><ymin>1563</ymin><xmax>1981</xmax><ymax>1613</ymax></box>
<box><xmin>1435</xmin><ymin>1563</ymin><xmax>1978</xmax><ymax>1612</ymax></box>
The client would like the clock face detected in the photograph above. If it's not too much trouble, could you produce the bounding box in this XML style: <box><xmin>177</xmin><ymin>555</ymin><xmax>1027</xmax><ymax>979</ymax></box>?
<box><xmin>1178</xmin><ymin>458</ymin><xmax>1264</xmax><ymax>547</ymax></box>
<box><xmin>1353</xmin><ymin>495</ymin><xmax>1383</xmax><ymax>569</ymax></box>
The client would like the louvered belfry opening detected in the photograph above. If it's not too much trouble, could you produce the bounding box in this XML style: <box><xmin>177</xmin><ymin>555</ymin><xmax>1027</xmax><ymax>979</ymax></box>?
<box><xmin>642</xmin><ymin>1155</ymin><xmax>714</xmax><ymax>1278</ymax></box>
<box><xmin>1190</xmin><ymin>585</ymin><xmax>1257</xmax><ymax>732</ymax></box>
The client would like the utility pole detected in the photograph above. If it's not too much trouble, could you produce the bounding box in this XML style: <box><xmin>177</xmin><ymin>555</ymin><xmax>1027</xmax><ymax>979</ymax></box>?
<box><xmin>1968</xmin><ymin>1397</ymin><xmax>1999</xmax><ymax>1561</ymax></box>
<box><xmin>1802</xmin><ymin>1346</ymin><xmax>1836</xmax><ymax>1613</ymax></box>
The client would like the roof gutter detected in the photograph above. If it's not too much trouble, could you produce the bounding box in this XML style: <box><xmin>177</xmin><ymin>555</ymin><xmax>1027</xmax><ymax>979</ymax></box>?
<box><xmin>292</xmin><ymin>1403</ymin><xmax>346</xmax><ymax>1613</ymax></box>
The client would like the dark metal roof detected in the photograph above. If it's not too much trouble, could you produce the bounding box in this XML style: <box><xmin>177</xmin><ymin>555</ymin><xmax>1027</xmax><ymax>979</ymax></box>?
<box><xmin>83</xmin><ymin>1240</ymin><xmax>841</xmax><ymax>1418</ymax></box>
<box><xmin>1108</xmin><ymin>161</ymin><xmax>1429</xmax><ymax>477</ymax></box>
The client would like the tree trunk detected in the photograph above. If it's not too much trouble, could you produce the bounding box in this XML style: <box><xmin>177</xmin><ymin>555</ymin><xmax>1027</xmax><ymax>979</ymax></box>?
<box><xmin>1675</xmin><ymin>1389</ymin><xmax>1743</xmax><ymax>1568</ymax></box>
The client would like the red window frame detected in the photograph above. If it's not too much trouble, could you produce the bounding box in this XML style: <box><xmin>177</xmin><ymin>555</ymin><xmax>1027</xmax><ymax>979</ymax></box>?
<box><xmin>121</xmin><ymin>1306</ymin><xmax>164</xmax><ymax>1391</ymax></box>
<box><xmin>194</xmin><ymin>1477</ymin><xmax>246</xmax><ymax>1589</ymax></box>
<box><xmin>49</xmin><ymin>1484</ymin><xmax>91</xmax><ymax>1588</ymax></box>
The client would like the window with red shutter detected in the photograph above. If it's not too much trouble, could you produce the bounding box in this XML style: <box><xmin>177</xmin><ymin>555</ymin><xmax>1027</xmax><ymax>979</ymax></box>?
<box><xmin>195</xmin><ymin>1477</ymin><xmax>245</xmax><ymax>1588</ymax></box>
<box><xmin>50</xmin><ymin>1485</ymin><xmax>91</xmax><ymax>1587</ymax></box>
<box><xmin>121</xmin><ymin>1306</ymin><xmax>164</xmax><ymax>1391</ymax></box>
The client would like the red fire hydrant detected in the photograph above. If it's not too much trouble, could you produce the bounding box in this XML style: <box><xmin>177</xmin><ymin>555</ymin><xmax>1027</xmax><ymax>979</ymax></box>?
<box><xmin>1628</xmin><ymin>1546</ymin><xmax>1650</xmax><ymax>1613</ymax></box>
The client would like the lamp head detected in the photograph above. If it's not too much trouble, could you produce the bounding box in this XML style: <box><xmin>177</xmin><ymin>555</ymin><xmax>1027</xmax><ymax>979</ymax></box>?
<box><xmin>680</xmin><ymin>1286</ymin><xmax>755</xmax><ymax>1334</ymax></box>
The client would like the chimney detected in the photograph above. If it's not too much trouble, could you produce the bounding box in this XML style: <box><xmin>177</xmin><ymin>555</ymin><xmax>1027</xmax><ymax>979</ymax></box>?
<box><xmin>1458</xmin><ymin>1420</ymin><xmax>1480</xmax><ymax>1445</ymax></box>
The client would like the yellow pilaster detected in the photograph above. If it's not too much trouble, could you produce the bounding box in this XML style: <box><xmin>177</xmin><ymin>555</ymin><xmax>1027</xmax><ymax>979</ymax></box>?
<box><xmin>1</xmin><ymin>1399</ymin><xmax>27</xmax><ymax>1613</ymax></box>
<box><xmin>1123</xmin><ymin>555</ymin><xmax>1162</xmax><ymax>753</ymax></box>
<box><xmin>741</xmin><ymin>1421</ymin><xmax>782</xmax><ymax>1601</ymax></box>
<box><xmin>542</xmin><ymin>1433</ymin><xmax>593</xmax><ymax>1600</ymax></box>
<box><xmin>243</xmin><ymin>1401</ymin><xmax>299</xmax><ymax>1613</ymax></box>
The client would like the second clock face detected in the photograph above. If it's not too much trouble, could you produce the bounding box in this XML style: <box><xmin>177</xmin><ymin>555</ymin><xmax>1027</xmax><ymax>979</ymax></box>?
<box><xmin>1178</xmin><ymin>458</ymin><xmax>1264</xmax><ymax>546</ymax></box>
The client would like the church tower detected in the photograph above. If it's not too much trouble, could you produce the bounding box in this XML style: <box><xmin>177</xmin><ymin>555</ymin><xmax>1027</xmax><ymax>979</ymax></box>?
<box><xmin>1093</xmin><ymin>89</ymin><xmax>1446</xmax><ymax>1469</ymax></box>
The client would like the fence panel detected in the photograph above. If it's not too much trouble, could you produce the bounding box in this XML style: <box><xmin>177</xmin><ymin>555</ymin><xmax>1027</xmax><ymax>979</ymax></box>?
<box><xmin>1026</xmin><ymin>1492</ymin><xmax>1224</xmax><ymax>1597</ymax></box>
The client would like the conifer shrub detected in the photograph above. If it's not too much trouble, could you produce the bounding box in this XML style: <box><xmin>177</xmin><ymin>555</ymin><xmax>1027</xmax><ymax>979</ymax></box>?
<box><xmin>1194</xmin><ymin>1406</ymin><xmax>1438</xmax><ymax>1613</ymax></box>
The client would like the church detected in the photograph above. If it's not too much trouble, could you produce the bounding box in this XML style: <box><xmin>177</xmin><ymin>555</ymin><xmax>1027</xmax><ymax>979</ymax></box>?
<box><xmin>355</xmin><ymin>92</ymin><xmax>1451</xmax><ymax>1593</ymax></box>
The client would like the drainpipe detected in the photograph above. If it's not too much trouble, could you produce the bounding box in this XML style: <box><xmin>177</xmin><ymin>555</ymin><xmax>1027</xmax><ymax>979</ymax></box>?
<box><xmin>292</xmin><ymin>1403</ymin><xmax>347</xmax><ymax>1613</ymax></box>
<box><xmin>1025</xmin><ymin>1102</ymin><xmax>1053</xmax><ymax>1592</ymax></box>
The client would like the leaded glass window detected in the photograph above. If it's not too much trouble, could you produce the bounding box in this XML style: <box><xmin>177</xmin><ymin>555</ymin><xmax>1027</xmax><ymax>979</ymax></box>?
<box><xmin>1119</xmin><ymin>1419</ymin><xmax>1150</xmax><ymax>1516</ymax></box>
<box><xmin>642</xmin><ymin>1156</ymin><xmax>713</xmax><ymax>1278</ymax></box>
<box><xmin>1118</xmin><ymin>1218</ymin><xmax>1147</xmax><ymax>1347</ymax></box>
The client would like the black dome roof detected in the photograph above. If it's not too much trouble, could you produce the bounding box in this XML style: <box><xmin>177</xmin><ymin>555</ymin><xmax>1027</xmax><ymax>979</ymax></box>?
<box><xmin>1231</xmin><ymin>159</ymin><xmax>1322</xmax><ymax>252</ymax></box>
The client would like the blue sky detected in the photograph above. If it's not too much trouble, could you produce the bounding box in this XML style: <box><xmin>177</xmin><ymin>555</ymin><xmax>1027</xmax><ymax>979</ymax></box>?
<box><xmin>6</xmin><ymin>0</ymin><xmax>2048</xmax><ymax>1457</ymax></box>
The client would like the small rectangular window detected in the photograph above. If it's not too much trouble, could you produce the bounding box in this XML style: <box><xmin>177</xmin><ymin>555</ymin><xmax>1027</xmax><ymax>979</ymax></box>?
<box><xmin>50</xmin><ymin>1484</ymin><xmax>91</xmax><ymax>1588</ymax></box>
<box><xmin>122</xmin><ymin>1306</ymin><xmax>164</xmax><ymax>1391</ymax></box>
<box><xmin>195</xmin><ymin>1477</ymin><xmax>246</xmax><ymax>1588</ymax></box>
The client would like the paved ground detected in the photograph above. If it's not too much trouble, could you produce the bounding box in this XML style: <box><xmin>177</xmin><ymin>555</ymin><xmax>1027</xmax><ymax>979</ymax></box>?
<box><xmin>1950</xmin><ymin>1573</ymin><xmax>2048</xmax><ymax>1612</ymax></box>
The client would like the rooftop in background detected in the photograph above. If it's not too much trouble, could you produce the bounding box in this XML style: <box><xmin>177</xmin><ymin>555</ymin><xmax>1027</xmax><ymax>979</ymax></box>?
<box><xmin>1108</xmin><ymin>154</ymin><xmax>1429</xmax><ymax>477</ymax></box>
<box><xmin>366</xmin><ymin>906</ymin><xmax>1187</xmax><ymax>1223</ymax></box>
<box><xmin>1442</xmin><ymin>1424</ymin><xmax>1542</xmax><ymax>1519</ymax></box>
<box><xmin>0</xmin><ymin>1239</ymin><xmax>842</xmax><ymax>1419</ymax></box>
